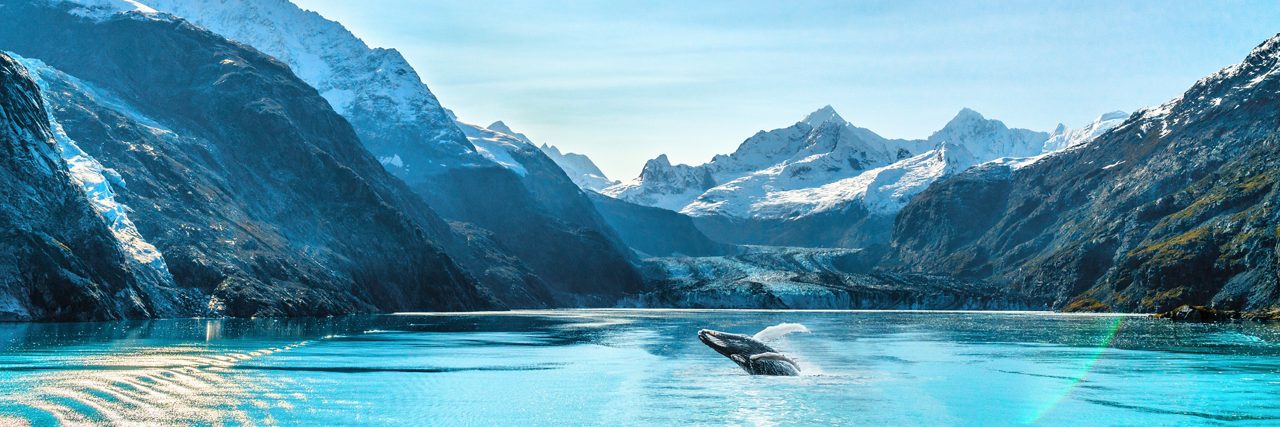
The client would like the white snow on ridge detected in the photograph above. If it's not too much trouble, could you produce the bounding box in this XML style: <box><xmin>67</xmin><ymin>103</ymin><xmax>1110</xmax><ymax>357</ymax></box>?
<box><xmin>14</xmin><ymin>56</ymin><xmax>172</xmax><ymax>276</ymax></box>
<box><xmin>480</xmin><ymin>119</ymin><xmax>620</xmax><ymax>191</ymax></box>
<box><xmin>142</xmin><ymin>0</ymin><xmax>429</xmax><ymax>122</ymax></box>
<box><xmin>456</xmin><ymin>120</ymin><xmax>529</xmax><ymax>176</ymax></box>
<box><xmin>53</xmin><ymin>0</ymin><xmax>157</xmax><ymax>20</ymax></box>
<box><xmin>608</xmin><ymin>106</ymin><xmax>1128</xmax><ymax>220</ymax></box>
<box><xmin>1042</xmin><ymin>111</ymin><xmax>1128</xmax><ymax>152</ymax></box>
<box><xmin>606</xmin><ymin>154</ymin><xmax>715</xmax><ymax>211</ymax></box>
<box><xmin>141</xmin><ymin>0</ymin><xmax>484</xmax><ymax>174</ymax></box>
<box><xmin>538</xmin><ymin>143</ymin><xmax>618</xmax><ymax>192</ymax></box>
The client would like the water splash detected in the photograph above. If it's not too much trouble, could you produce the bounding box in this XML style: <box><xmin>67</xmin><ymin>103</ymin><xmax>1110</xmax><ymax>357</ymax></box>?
<box><xmin>753</xmin><ymin>323</ymin><xmax>811</xmax><ymax>342</ymax></box>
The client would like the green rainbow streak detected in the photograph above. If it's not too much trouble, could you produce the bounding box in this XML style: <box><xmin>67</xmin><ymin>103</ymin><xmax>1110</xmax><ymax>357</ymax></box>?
<box><xmin>1025</xmin><ymin>316</ymin><xmax>1126</xmax><ymax>424</ymax></box>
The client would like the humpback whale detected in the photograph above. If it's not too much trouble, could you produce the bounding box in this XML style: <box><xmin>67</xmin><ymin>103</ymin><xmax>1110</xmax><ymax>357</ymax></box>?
<box><xmin>698</xmin><ymin>329</ymin><xmax>801</xmax><ymax>376</ymax></box>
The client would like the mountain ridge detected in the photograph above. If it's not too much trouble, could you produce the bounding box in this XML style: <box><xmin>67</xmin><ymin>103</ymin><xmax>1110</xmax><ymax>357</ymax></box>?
<box><xmin>890</xmin><ymin>33</ymin><xmax>1280</xmax><ymax>312</ymax></box>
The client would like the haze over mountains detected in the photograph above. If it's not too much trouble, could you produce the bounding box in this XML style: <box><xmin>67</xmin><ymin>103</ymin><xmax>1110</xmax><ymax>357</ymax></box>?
<box><xmin>0</xmin><ymin>0</ymin><xmax>1276</xmax><ymax>319</ymax></box>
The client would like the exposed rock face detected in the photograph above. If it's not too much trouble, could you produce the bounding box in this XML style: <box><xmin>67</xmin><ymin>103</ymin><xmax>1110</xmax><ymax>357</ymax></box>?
<box><xmin>140</xmin><ymin>0</ymin><xmax>644</xmax><ymax>306</ymax></box>
<box><xmin>0</xmin><ymin>1</ymin><xmax>498</xmax><ymax>319</ymax></box>
<box><xmin>443</xmin><ymin>121</ymin><xmax>644</xmax><ymax>304</ymax></box>
<box><xmin>0</xmin><ymin>52</ymin><xmax>200</xmax><ymax>321</ymax></box>
<box><xmin>891</xmin><ymin>34</ymin><xmax>1280</xmax><ymax>313</ymax></box>
<box><xmin>625</xmin><ymin>247</ymin><xmax>1038</xmax><ymax>310</ymax></box>
<box><xmin>586</xmin><ymin>192</ymin><xmax>734</xmax><ymax>258</ymax></box>
<box><xmin>606</xmin><ymin>154</ymin><xmax>718</xmax><ymax>211</ymax></box>
<box><xmin>140</xmin><ymin>0</ymin><xmax>480</xmax><ymax>180</ymax></box>
<box><xmin>1154</xmin><ymin>305</ymin><xmax>1238</xmax><ymax>322</ymax></box>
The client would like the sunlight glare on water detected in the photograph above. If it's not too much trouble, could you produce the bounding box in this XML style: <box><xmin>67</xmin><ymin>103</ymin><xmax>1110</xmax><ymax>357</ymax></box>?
<box><xmin>1</xmin><ymin>310</ymin><xmax>1279</xmax><ymax>425</ymax></box>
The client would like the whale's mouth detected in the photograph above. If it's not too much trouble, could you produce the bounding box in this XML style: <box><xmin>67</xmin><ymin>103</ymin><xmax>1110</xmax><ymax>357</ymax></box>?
<box><xmin>698</xmin><ymin>329</ymin><xmax>734</xmax><ymax>357</ymax></box>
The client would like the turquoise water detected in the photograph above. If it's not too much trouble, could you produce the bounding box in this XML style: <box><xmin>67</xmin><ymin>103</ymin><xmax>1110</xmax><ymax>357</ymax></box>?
<box><xmin>1</xmin><ymin>310</ymin><xmax>1278</xmax><ymax>425</ymax></box>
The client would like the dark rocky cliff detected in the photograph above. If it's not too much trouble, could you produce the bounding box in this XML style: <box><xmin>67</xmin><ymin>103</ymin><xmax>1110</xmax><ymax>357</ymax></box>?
<box><xmin>0</xmin><ymin>52</ymin><xmax>203</xmax><ymax>321</ymax></box>
<box><xmin>587</xmin><ymin>191</ymin><xmax>735</xmax><ymax>257</ymax></box>
<box><xmin>0</xmin><ymin>2</ymin><xmax>498</xmax><ymax>319</ymax></box>
<box><xmin>891</xmin><ymin>34</ymin><xmax>1280</xmax><ymax>313</ymax></box>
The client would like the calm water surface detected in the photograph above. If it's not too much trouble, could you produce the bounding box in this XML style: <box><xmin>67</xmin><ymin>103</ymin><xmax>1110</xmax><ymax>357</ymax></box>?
<box><xmin>1</xmin><ymin>310</ymin><xmax>1279</xmax><ymax>426</ymax></box>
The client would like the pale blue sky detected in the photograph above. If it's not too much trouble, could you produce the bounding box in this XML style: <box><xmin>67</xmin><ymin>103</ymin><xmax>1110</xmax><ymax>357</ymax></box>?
<box><xmin>293</xmin><ymin>0</ymin><xmax>1280</xmax><ymax>180</ymax></box>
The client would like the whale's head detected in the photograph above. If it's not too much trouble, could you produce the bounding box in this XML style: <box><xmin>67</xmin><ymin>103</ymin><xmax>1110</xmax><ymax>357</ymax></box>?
<box><xmin>698</xmin><ymin>329</ymin><xmax>765</xmax><ymax>358</ymax></box>
<box><xmin>698</xmin><ymin>329</ymin><xmax>800</xmax><ymax>376</ymax></box>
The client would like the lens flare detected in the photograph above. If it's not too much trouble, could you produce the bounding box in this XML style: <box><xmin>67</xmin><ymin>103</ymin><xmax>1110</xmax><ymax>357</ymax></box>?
<box><xmin>1026</xmin><ymin>316</ymin><xmax>1125</xmax><ymax>423</ymax></box>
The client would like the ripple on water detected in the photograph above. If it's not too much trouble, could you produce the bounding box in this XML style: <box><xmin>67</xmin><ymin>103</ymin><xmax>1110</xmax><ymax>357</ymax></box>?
<box><xmin>1</xmin><ymin>312</ymin><xmax>1279</xmax><ymax>425</ymax></box>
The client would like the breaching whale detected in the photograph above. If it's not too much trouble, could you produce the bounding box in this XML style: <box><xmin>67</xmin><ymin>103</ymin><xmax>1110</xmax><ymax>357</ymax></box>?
<box><xmin>698</xmin><ymin>329</ymin><xmax>801</xmax><ymax>376</ymax></box>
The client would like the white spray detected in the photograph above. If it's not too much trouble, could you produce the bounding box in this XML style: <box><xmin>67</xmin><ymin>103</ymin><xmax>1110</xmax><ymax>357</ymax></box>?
<box><xmin>753</xmin><ymin>323</ymin><xmax>821</xmax><ymax>376</ymax></box>
<box><xmin>753</xmin><ymin>323</ymin><xmax>811</xmax><ymax>342</ymax></box>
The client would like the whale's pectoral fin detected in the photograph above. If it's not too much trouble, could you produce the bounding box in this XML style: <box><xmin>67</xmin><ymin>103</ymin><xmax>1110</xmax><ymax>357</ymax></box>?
<box><xmin>750</xmin><ymin>352</ymin><xmax>796</xmax><ymax>365</ymax></box>
<box><xmin>730</xmin><ymin>354</ymin><xmax>748</xmax><ymax>364</ymax></box>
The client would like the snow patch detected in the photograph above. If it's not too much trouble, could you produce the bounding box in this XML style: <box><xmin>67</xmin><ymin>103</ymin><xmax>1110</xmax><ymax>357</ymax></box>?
<box><xmin>539</xmin><ymin>143</ymin><xmax>617</xmax><ymax>191</ymax></box>
<box><xmin>378</xmin><ymin>154</ymin><xmax>404</xmax><ymax>168</ymax></box>
<box><xmin>54</xmin><ymin>0</ymin><xmax>157</xmax><ymax>20</ymax></box>
<box><xmin>455</xmin><ymin>120</ymin><xmax>528</xmax><ymax>176</ymax></box>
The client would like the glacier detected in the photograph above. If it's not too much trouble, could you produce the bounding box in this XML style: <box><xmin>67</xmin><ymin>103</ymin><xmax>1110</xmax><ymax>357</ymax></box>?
<box><xmin>14</xmin><ymin>55</ymin><xmax>172</xmax><ymax>278</ymax></box>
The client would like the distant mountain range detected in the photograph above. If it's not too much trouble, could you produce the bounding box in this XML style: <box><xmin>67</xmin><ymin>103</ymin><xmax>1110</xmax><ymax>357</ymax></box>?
<box><xmin>603</xmin><ymin>105</ymin><xmax>1126</xmax><ymax>247</ymax></box>
<box><xmin>0</xmin><ymin>0</ymin><xmax>1276</xmax><ymax>319</ymax></box>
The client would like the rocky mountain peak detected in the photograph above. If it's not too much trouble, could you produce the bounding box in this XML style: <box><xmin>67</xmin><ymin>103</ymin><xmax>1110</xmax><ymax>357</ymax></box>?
<box><xmin>801</xmin><ymin>105</ymin><xmax>845</xmax><ymax>128</ymax></box>
<box><xmin>928</xmin><ymin>108</ymin><xmax>1046</xmax><ymax>160</ymax></box>
<box><xmin>941</xmin><ymin>107</ymin><xmax>990</xmax><ymax>130</ymax></box>
<box><xmin>642</xmin><ymin>154</ymin><xmax>673</xmax><ymax>174</ymax></box>
<box><xmin>486</xmin><ymin>120</ymin><xmax>532</xmax><ymax>144</ymax></box>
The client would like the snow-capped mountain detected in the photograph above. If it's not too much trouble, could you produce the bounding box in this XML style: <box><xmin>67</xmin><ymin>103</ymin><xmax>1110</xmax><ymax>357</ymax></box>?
<box><xmin>604</xmin><ymin>105</ymin><xmax>927</xmax><ymax>213</ymax></box>
<box><xmin>51</xmin><ymin>0</ymin><xmax>157</xmax><ymax>20</ymax></box>
<box><xmin>133</xmin><ymin>0</ymin><xmax>644</xmax><ymax>306</ymax></box>
<box><xmin>603</xmin><ymin>105</ymin><xmax>1124</xmax><ymax>247</ymax></box>
<box><xmin>607</xmin><ymin>154</ymin><xmax>716</xmax><ymax>210</ymax></box>
<box><xmin>141</xmin><ymin>0</ymin><xmax>485</xmax><ymax>179</ymax></box>
<box><xmin>686</xmin><ymin>108</ymin><xmax>1051</xmax><ymax>219</ymax></box>
<box><xmin>1042</xmin><ymin>111</ymin><xmax>1129</xmax><ymax>152</ymax></box>
<box><xmin>455</xmin><ymin>120</ymin><xmax>530</xmax><ymax>176</ymax></box>
<box><xmin>892</xmin><ymin>33</ymin><xmax>1280</xmax><ymax>313</ymax></box>
<box><xmin>0</xmin><ymin>3</ymin><xmax>508</xmax><ymax>319</ymax></box>
<box><xmin>538</xmin><ymin>144</ymin><xmax>618</xmax><ymax>191</ymax></box>
<box><xmin>467</xmin><ymin>119</ymin><xmax>618</xmax><ymax>191</ymax></box>
<box><xmin>607</xmin><ymin>106</ymin><xmax>1055</xmax><ymax>218</ymax></box>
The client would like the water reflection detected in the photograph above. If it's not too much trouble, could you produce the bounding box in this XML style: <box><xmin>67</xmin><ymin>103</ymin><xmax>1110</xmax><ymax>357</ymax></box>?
<box><xmin>205</xmin><ymin>319</ymin><xmax>222</xmax><ymax>342</ymax></box>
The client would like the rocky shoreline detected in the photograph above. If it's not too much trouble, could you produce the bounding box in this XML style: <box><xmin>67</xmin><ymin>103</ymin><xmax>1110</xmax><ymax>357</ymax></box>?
<box><xmin>1154</xmin><ymin>304</ymin><xmax>1280</xmax><ymax>323</ymax></box>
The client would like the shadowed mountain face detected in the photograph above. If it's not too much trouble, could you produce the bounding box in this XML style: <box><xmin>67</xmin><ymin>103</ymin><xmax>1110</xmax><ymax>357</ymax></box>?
<box><xmin>0</xmin><ymin>1</ymin><xmax>499</xmax><ymax>319</ymax></box>
<box><xmin>586</xmin><ymin>192</ymin><xmax>733</xmax><ymax>258</ymax></box>
<box><xmin>137</xmin><ymin>0</ymin><xmax>644</xmax><ymax>305</ymax></box>
<box><xmin>0</xmin><ymin>52</ymin><xmax>201</xmax><ymax>321</ymax></box>
<box><xmin>891</xmin><ymin>34</ymin><xmax>1280</xmax><ymax>313</ymax></box>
